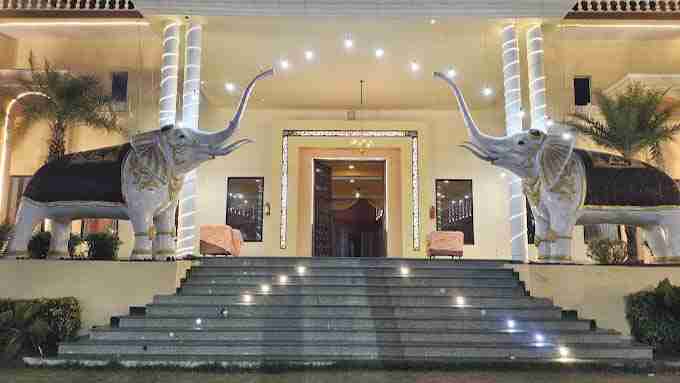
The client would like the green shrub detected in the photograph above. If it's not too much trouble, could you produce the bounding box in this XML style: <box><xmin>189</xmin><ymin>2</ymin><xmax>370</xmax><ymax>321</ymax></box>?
<box><xmin>626</xmin><ymin>278</ymin><xmax>680</xmax><ymax>353</ymax></box>
<box><xmin>67</xmin><ymin>234</ymin><xmax>86</xmax><ymax>258</ymax></box>
<box><xmin>85</xmin><ymin>231</ymin><xmax>121</xmax><ymax>260</ymax></box>
<box><xmin>586</xmin><ymin>238</ymin><xmax>628</xmax><ymax>265</ymax></box>
<box><xmin>0</xmin><ymin>297</ymin><xmax>81</xmax><ymax>360</ymax></box>
<box><xmin>27</xmin><ymin>231</ymin><xmax>51</xmax><ymax>259</ymax></box>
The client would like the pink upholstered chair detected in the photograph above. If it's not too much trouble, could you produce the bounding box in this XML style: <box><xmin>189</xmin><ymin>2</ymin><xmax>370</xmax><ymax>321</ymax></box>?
<box><xmin>427</xmin><ymin>231</ymin><xmax>464</xmax><ymax>261</ymax></box>
<box><xmin>200</xmin><ymin>224</ymin><xmax>244</xmax><ymax>256</ymax></box>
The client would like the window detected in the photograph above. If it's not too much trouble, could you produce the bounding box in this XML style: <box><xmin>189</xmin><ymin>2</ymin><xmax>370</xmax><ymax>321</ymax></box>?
<box><xmin>574</xmin><ymin>76</ymin><xmax>591</xmax><ymax>106</ymax></box>
<box><xmin>226</xmin><ymin>177</ymin><xmax>264</xmax><ymax>242</ymax></box>
<box><xmin>435</xmin><ymin>179</ymin><xmax>474</xmax><ymax>245</ymax></box>
<box><xmin>111</xmin><ymin>71</ymin><xmax>128</xmax><ymax>112</ymax></box>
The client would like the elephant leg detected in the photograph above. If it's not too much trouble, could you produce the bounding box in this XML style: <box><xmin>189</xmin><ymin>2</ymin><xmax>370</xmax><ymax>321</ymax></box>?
<box><xmin>641</xmin><ymin>225</ymin><xmax>671</xmax><ymax>262</ymax></box>
<box><xmin>660</xmin><ymin>214</ymin><xmax>680</xmax><ymax>264</ymax></box>
<box><xmin>7</xmin><ymin>198</ymin><xmax>46</xmax><ymax>259</ymax></box>
<box><xmin>152</xmin><ymin>202</ymin><xmax>177</xmax><ymax>262</ymax></box>
<box><xmin>47</xmin><ymin>218</ymin><xmax>71</xmax><ymax>260</ymax></box>
<box><xmin>545</xmin><ymin>212</ymin><xmax>576</xmax><ymax>263</ymax></box>
<box><xmin>533</xmin><ymin>216</ymin><xmax>551</xmax><ymax>260</ymax></box>
<box><xmin>130</xmin><ymin>211</ymin><xmax>154</xmax><ymax>261</ymax></box>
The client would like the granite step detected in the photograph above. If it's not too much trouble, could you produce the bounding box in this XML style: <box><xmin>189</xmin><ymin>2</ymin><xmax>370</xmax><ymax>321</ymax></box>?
<box><xmin>178</xmin><ymin>285</ymin><xmax>526</xmax><ymax>297</ymax></box>
<box><xmin>187</xmin><ymin>266</ymin><xmax>516</xmax><ymax>278</ymax></box>
<box><xmin>153</xmin><ymin>294</ymin><xmax>551</xmax><ymax>308</ymax></box>
<box><xmin>115</xmin><ymin>316</ymin><xmax>593</xmax><ymax>332</ymax></box>
<box><xmin>90</xmin><ymin>327</ymin><xmax>625</xmax><ymax>345</ymax></box>
<box><xmin>198</xmin><ymin>257</ymin><xmax>508</xmax><ymax>269</ymax></box>
<box><xmin>143</xmin><ymin>304</ymin><xmax>563</xmax><ymax>319</ymax></box>
<box><xmin>182</xmin><ymin>275</ymin><xmax>521</xmax><ymax>288</ymax></box>
<box><xmin>59</xmin><ymin>340</ymin><xmax>652</xmax><ymax>360</ymax></box>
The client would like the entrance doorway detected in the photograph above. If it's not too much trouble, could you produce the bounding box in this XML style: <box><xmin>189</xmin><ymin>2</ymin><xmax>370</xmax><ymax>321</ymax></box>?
<box><xmin>313</xmin><ymin>159</ymin><xmax>386</xmax><ymax>257</ymax></box>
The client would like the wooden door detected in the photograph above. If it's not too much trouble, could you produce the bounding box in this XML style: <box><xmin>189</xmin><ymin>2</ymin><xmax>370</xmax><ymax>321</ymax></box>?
<box><xmin>313</xmin><ymin>160</ymin><xmax>333</xmax><ymax>257</ymax></box>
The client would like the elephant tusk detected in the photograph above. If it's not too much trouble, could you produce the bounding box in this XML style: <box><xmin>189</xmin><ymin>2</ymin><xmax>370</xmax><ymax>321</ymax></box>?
<box><xmin>460</xmin><ymin>143</ymin><xmax>497</xmax><ymax>162</ymax></box>
<box><xmin>213</xmin><ymin>138</ymin><xmax>254</xmax><ymax>156</ymax></box>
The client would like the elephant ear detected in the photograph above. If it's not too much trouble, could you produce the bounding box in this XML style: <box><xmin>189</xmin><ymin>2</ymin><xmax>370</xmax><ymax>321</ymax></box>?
<box><xmin>537</xmin><ymin>133</ymin><xmax>575</xmax><ymax>190</ymax></box>
<box><xmin>130</xmin><ymin>126</ymin><xmax>168</xmax><ymax>154</ymax></box>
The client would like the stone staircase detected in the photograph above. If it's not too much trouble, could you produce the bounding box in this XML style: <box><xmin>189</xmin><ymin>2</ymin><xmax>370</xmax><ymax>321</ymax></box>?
<box><xmin>56</xmin><ymin>257</ymin><xmax>653</xmax><ymax>366</ymax></box>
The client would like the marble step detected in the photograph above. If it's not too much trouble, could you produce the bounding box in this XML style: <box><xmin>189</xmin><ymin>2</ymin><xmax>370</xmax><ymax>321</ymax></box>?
<box><xmin>183</xmin><ymin>275</ymin><xmax>521</xmax><ymax>288</ymax></box>
<box><xmin>90</xmin><ymin>327</ymin><xmax>625</xmax><ymax>344</ymax></box>
<box><xmin>178</xmin><ymin>285</ymin><xmax>526</xmax><ymax>297</ymax></box>
<box><xmin>198</xmin><ymin>257</ymin><xmax>508</xmax><ymax>269</ymax></box>
<box><xmin>116</xmin><ymin>316</ymin><xmax>593</xmax><ymax>332</ymax></box>
<box><xmin>187</xmin><ymin>266</ymin><xmax>516</xmax><ymax>278</ymax></box>
<box><xmin>143</xmin><ymin>304</ymin><xmax>563</xmax><ymax>319</ymax></box>
<box><xmin>152</xmin><ymin>294</ymin><xmax>551</xmax><ymax>308</ymax></box>
<box><xmin>59</xmin><ymin>340</ymin><xmax>652</xmax><ymax>361</ymax></box>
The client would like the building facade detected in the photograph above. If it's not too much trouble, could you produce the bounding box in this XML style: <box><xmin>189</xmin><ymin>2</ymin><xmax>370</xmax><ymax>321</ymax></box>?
<box><xmin>2</xmin><ymin>1</ymin><xmax>680</xmax><ymax>262</ymax></box>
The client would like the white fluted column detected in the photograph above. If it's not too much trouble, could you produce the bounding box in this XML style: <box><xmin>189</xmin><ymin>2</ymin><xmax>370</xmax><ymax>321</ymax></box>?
<box><xmin>501</xmin><ymin>23</ymin><xmax>528</xmax><ymax>263</ymax></box>
<box><xmin>527</xmin><ymin>24</ymin><xmax>547</xmax><ymax>132</ymax></box>
<box><xmin>176</xmin><ymin>22</ymin><xmax>203</xmax><ymax>258</ymax></box>
<box><xmin>159</xmin><ymin>21</ymin><xmax>180</xmax><ymax>127</ymax></box>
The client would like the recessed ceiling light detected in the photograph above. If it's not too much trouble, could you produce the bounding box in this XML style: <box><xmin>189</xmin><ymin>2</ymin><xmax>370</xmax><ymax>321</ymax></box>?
<box><xmin>375</xmin><ymin>48</ymin><xmax>385</xmax><ymax>58</ymax></box>
<box><xmin>224</xmin><ymin>82</ymin><xmax>236</xmax><ymax>93</ymax></box>
<box><xmin>280</xmin><ymin>59</ymin><xmax>290</xmax><ymax>69</ymax></box>
<box><xmin>446</xmin><ymin>68</ymin><xmax>457</xmax><ymax>79</ymax></box>
<box><xmin>348</xmin><ymin>164</ymin><xmax>355</xmax><ymax>170</ymax></box>
<box><xmin>430</xmin><ymin>18</ymin><xmax>437</xmax><ymax>25</ymax></box>
<box><xmin>344</xmin><ymin>37</ymin><xmax>354</xmax><ymax>49</ymax></box>
<box><xmin>349</xmin><ymin>179</ymin><xmax>355</xmax><ymax>184</ymax></box>
<box><xmin>304</xmin><ymin>50</ymin><xmax>315</xmax><ymax>61</ymax></box>
<box><xmin>482</xmin><ymin>87</ymin><xmax>493</xmax><ymax>96</ymax></box>
<box><xmin>410</xmin><ymin>61</ymin><xmax>420</xmax><ymax>72</ymax></box>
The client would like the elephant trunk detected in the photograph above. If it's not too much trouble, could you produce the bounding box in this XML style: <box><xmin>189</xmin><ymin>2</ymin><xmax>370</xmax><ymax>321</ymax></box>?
<box><xmin>203</xmin><ymin>68</ymin><xmax>274</xmax><ymax>145</ymax></box>
<box><xmin>433</xmin><ymin>72</ymin><xmax>504</xmax><ymax>158</ymax></box>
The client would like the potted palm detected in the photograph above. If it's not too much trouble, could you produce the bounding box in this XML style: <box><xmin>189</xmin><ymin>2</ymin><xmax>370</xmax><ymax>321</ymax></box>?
<box><xmin>13</xmin><ymin>53</ymin><xmax>121</xmax><ymax>162</ymax></box>
<box><xmin>567</xmin><ymin>82</ymin><xmax>680</xmax><ymax>262</ymax></box>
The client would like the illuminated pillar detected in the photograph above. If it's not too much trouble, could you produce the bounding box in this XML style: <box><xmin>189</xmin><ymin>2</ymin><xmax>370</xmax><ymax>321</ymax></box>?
<box><xmin>176</xmin><ymin>22</ymin><xmax>203</xmax><ymax>258</ymax></box>
<box><xmin>501</xmin><ymin>23</ymin><xmax>529</xmax><ymax>263</ymax></box>
<box><xmin>527</xmin><ymin>24</ymin><xmax>547</xmax><ymax>132</ymax></box>
<box><xmin>159</xmin><ymin>21</ymin><xmax>180</xmax><ymax>127</ymax></box>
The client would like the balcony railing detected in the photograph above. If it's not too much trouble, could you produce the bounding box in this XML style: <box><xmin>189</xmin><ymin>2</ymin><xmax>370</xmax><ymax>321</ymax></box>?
<box><xmin>568</xmin><ymin>1</ymin><xmax>680</xmax><ymax>17</ymax></box>
<box><xmin>0</xmin><ymin>0</ymin><xmax>135</xmax><ymax>11</ymax></box>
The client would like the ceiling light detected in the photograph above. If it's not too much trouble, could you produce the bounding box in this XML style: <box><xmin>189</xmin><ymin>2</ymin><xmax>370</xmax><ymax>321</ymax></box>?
<box><xmin>456</xmin><ymin>296</ymin><xmax>466</xmax><ymax>306</ymax></box>
<box><xmin>354</xmin><ymin>191</ymin><xmax>361</xmax><ymax>199</ymax></box>
<box><xmin>224</xmin><ymin>82</ymin><xmax>236</xmax><ymax>93</ymax></box>
<box><xmin>344</xmin><ymin>37</ymin><xmax>354</xmax><ymax>49</ymax></box>
<box><xmin>558</xmin><ymin>346</ymin><xmax>570</xmax><ymax>358</ymax></box>
<box><xmin>546</xmin><ymin>118</ymin><xmax>554</xmax><ymax>127</ymax></box>
<box><xmin>304</xmin><ymin>50</ymin><xmax>315</xmax><ymax>61</ymax></box>
<box><xmin>296</xmin><ymin>265</ymin><xmax>307</xmax><ymax>275</ymax></box>
<box><xmin>260</xmin><ymin>284</ymin><xmax>271</xmax><ymax>294</ymax></box>
<box><xmin>349</xmin><ymin>179</ymin><xmax>355</xmax><ymax>184</ymax></box>
<box><xmin>430</xmin><ymin>18</ymin><xmax>437</xmax><ymax>25</ymax></box>
<box><xmin>280</xmin><ymin>59</ymin><xmax>290</xmax><ymax>70</ymax></box>
<box><xmin>446</xmin><ymin>69</ymin><xmax>457</xmax><ymax>79</ymax></box>
<box><xmin>535</xmin><ymin>333</ymin><xmax>545</xmax><ymax>343</ymax></box>
<box><xmin>278</xmin><ymin>275</ymin><xmax>288</xmax><ymax>284</ymax></box>
<box><xmin>348</xmin><ymin>164</ymin><xmax>355</xmax><ymax>170</ymax></box>
<box><xmin>400</xmin><ymin>266</ymin><xmax>410</xmax><ymax>276</ymax></box>
<box><xmin>242</xmin><ymin>294</ymin><xmax>253</xmax><ymax>304</ymax></box>
<box><xmin>410</xmin><ymin>61</ymin><xmax>421</xmax><ymax>72</ymax></box>
<box><xmin>195</xmin><ymin>318</ymin><xmax>202</xmax><ymax>325</ymax></box>
<box><xmin>507</xmin><ymin>319</ymin><xmax>515</xmax><ymax>329</ymax></box>
<box><xmin>375</xmin><ymin>48</ymin><xmax>385</xmax><ymax>58</ymax></box>
<box><xmin>562</xmin><ymin>132</ymin><xmax>573</xmax><ymax>140</ymax></box>
<box><xmin>482</xmin><ymin>87</ymin><xmax>493</xmax><ymax>97</ymax></box>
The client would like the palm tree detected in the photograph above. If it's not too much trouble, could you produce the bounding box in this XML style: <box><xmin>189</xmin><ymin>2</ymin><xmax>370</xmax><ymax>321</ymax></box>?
<box><xmin>567</xmin><ymin>81</ymin><xmax>680</xmax><ymax>261</ymax></box>
<box><xmin>13</xmin><ymin>53</ymin><xmax>121</xmax><ymax>163</ymax></box>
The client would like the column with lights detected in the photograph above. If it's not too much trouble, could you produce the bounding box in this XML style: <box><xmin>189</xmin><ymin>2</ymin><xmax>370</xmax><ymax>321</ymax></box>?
<box><xmin>176</xmin><ymin>22</ymin><xmax>203</xmax><ymax>258</ymax></box>
<box><xmin>501</xmin><ymin>23</ymin><xmax>529</xmax><ymax>263</ymax></box>
<box><xmin>159</xmin><ymin>21</ymin><xmax>180</xmax><ymax>127</ymax></box>
<box><xmin>527</xmin><ymin>24</ymin><xmax>547</xmax><ymax>132</ymax></box>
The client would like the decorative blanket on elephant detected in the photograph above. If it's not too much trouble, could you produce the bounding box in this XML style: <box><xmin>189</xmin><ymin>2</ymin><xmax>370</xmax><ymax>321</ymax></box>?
<box><xmin>23</xmin><ymin>144</ymin><xmax>132</xmax><ymax>203</ymax></box>
<box><xmin>575</xmin><ymin>149</ymin><xmax>680</xmax><ymax>207</ymax></box>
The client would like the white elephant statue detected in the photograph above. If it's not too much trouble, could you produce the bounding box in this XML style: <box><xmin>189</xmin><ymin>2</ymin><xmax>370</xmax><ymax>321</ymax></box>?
<box><xmin>434</xmin><ymin>72</ymin><xmax>680</xmax><ymax>263</ymax></box>
<box><xmin>7</xmin><ymin>69</ymin><xmax>273</xmax><ymax>261</ymax></box>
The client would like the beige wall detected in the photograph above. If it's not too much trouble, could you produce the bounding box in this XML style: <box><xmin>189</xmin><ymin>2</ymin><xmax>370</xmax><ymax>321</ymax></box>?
<box><xmin>0</xmin><ymin>260</ymin><xmax>192</xmax><ymax>331</ymax></box>
<box><xmin>511</xmin><ymin>264</ymin><xmax>680</xmax><ymax>335</ymax></box>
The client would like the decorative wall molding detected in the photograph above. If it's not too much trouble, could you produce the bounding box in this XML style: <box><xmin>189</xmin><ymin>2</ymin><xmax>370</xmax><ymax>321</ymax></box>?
<box><xmin>0</xmin><ymin>0</ymin><xmax>141</xmax><ymax>17</ymax></box>
<box><xmin>567</xmin><ymin>1</ymin><xmax>680</xmax><ymax>19</ymax></box>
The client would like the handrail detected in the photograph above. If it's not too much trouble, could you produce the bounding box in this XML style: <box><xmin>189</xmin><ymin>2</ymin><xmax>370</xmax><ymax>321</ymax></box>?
<box><xmin>0</xmin><ymin>0</ymin><xmax>135</xmax><ymax>11</ymax></box>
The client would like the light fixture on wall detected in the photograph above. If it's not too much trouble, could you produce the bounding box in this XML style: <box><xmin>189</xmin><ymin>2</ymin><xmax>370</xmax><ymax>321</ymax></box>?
<box><xmin>349</xmin><ymin>80</ymin><xmax>375</xmax><ymax>154</ymax></box>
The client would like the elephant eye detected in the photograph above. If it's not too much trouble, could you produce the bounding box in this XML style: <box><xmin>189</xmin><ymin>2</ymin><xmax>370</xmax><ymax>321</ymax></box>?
<box><xmin>518</xmin><ymin>140</ymin><xmax>525</xmax><ymax>145</ymax></box>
